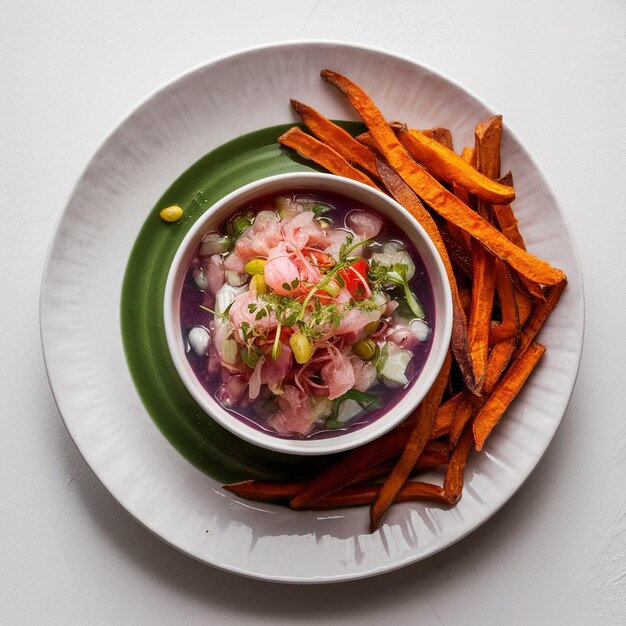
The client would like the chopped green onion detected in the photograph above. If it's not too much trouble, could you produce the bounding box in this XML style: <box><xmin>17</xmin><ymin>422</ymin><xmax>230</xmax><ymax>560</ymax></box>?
<box><xmin>228</xmin><ymin>214</ymin><xmax>253</xmax><ymax>239</ymax></box>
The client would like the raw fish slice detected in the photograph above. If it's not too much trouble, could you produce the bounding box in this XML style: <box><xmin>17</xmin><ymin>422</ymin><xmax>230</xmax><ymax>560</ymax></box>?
<box><xmin>321</xmin><ymin>348</ymin><xmax>356</xmax><ymax>400</ymax></box>
<box><xmin>350</xmin><ymin>356</ymin><xmax>378</xmax><ymax>392</ymax></box>
<box><xmin>268</xmin><ymin>385</ymin><xmax>315</xmax><ymax>435</ymax></box>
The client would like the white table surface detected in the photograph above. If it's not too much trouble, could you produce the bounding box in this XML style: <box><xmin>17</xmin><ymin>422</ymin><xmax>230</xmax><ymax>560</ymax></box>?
<box><xmin>2</xmin><ymin>1</ymin><xmax>625</xmax><ymax>624</ymax></box>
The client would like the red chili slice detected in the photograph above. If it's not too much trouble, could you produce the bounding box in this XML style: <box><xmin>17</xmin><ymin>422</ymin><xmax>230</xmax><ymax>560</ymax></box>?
<box><xmin>338</xmin><ymin>259</ymin><xmax>370</xmax><ymax>299</ymax></box>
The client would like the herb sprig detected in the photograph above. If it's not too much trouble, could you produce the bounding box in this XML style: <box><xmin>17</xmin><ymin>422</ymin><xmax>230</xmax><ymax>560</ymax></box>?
<box><xmin>368</xmin><ymin>261</ymin><xmax>425</xmax><ymax>319</ymax></box>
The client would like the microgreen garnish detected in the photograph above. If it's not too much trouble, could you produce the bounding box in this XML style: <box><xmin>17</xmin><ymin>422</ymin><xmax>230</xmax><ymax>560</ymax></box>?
<box><xmin>310</xmin><ymin>202</ymin><xmax>332</xmax><ymax>217</ymax></box>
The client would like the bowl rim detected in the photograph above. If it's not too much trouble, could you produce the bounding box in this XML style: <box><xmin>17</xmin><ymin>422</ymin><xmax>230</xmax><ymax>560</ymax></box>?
<box><xmin>163</xmin><ymin>171</ymin><xmax>452</xmax><ymax>455</ymax></box>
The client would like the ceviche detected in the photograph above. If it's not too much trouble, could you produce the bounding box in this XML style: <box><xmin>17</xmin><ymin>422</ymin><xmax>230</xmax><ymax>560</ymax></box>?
<box><xmin>179</xmin><ymin>190</ymin><xmax>434</xmax><ymax>438</ymax></box>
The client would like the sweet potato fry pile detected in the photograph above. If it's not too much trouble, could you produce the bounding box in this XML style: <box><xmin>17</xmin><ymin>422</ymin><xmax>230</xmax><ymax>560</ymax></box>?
<box><xmin>224</xmin><ymin>69</ymin><xmax>567</xmax><ymax>532</ymax></box>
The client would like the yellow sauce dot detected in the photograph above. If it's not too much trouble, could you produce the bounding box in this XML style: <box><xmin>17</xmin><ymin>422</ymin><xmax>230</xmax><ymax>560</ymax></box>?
<box><xmin>159</xmin><ymin>205</ymin><xmax>183</xmax><ymax>223</ymax></box>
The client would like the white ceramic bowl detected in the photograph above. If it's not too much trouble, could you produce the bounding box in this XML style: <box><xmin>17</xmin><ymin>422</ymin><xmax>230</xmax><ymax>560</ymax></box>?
<box><xmin>164</xmin><ymin>172</ymin><xmax>452</xmax><ymax>455</ymax></box>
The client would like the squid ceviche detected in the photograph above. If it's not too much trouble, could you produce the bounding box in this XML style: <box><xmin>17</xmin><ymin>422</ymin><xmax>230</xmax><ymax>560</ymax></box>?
<box><xmin>179</xmin><ymin>191</ymin><xmax>435</xmax><ymax>438</ymax></box>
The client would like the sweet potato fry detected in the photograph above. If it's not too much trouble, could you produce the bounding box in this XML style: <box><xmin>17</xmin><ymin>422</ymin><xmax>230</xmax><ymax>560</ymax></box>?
<box><xmin>444</xmin><ymin>423</ymin><xmax>475</xmax><ymax>503</ymax></box>
<box><xmin>289</xmin><ymin>417</ymin><xmax>415</xmax><ymax>510</ymax></box>
<box><xmin>467</xmin><ymin>115</ymin><xmax>504</xmax><ymax>384</ymax></box>
<box><xmin>420</xmin><ymin>127</ymin><xmax>454</xmax><ymax>151</ymax></box>
<box><xmin>439</xmin><ymin>224</ymin><xmax>473</xmax><ymax>279</ymax></box>
<box><xmin>359</xmin><ymin>126</ymin><xmax>454</xmax><ymax>151</ymax></box>
<box><xmin>489</xmin><ymin>264</ymin><xmax>532</xmax><ymax>345</ymax></box>
<box><xmin>376</xmin><ymin>160</ymin><xmax>479</xmax><ymax>394</ymax></box>
<box><xmin>356</xmin><ymin>443</ymin><xmax>451</xmax><ymax>484</ymax></box>
<box><xmin>431</xmin><ymin>391</ymin><xmax>464</xmax><ymax>439</ymax></box>
<box><xmin>458</xmin><ymin>283</ymin><xmax>472</xmax><ymax>319</ymax></box>
<box><xmin>474</xmin><ymin>116</ymin><xmax>503</xmax><ymax>227</ymax></box>
<box><xmin>355</xmin><ymin>130</ymin><xmax>379</xmax><ymax>151</ymax></box>
<box><xmin>320</xmin><ymin>69</ymin><xmax>566</xmax><ymax>287</ymax></box>
<box><xmin>513</xmin><ymin>280</ymin><xmax>567</xmax><ymax>360</ymax></box>
<box><xmin>495</xmin><ymin>203</ymin><xmax>527</xmax><ymax>251</ymax></box>
<box><xmin>289</xmin><ymin>99</ymin><xmax>381</xmax><ymax>180</ymax></box>
<box><xmin>467</xmin><ymin>244</ymin><xmax>496</xmax><ymax>388</ymax></box>
<box><xmin>414</xmin><ymin>445</ymin><xmax>451</xmax><ymax>470</ymax></box>
<box><xmin>461</xmin><ymin>146</ymin><xmax>476</xmax><ymax>167</ymax></box>
<box><xmin>308</xmin><ymin>481</ymin><xmax>450</xmax><ymax>509</ymax></box>
<box><xmin>449</xmin><ymin>392</ymin><xmax>476</xmax><ymax>447</ymax></box>
<box><xmin>277</xmin><ymin>126</ymin><xmax>381</xmax><ymax>190</ymax></box>
<box><xmin>493</xmin><ymin>172</ymin><xmax>527</xmax><ymax>251</ymax></box>
<box><xmin>482</xmin><ymin>336</ymin><xmax>517</xmax><ymax>395</ymax></box>
<box><xmin>521</xmin><ymin>275</ymin><xmax>547</xmax><ymax>301</ymax></box>
<box><xmin>422</xmin><ymin>440</ymin><xmax>452</xmax><ymax>457</ymax></box>
<box><xmin>369</xmin><ymin>352</ymin><xmax>452</xmax><ymax>531</ymax></box>
<box><xmin>452</xmin><ymin>146</ymin><xmax>476</xmax><ymax>210</ymax></box>
<box><xmin>412</xmin><ymin>460</ymin><xmax>446</xmax><ymax>476</ymax></box>
<box><xmin>490</xmin><ymin>171</ymin><xmax>546</xmax><ymax>299</ymax></box>
<box><xmin>396</xmin><ymin>128</ymin><xmax>515</xmax><ymax>204</ymax></box>
<box><xmin>447</xmin><ymin>147</ymin><xmax>474</xmax><ymax>254</ymax></box>
<box><xmin>516</xmin><ymin>285</ymin><xmax>533</xmax><ymax>327</ymax></box>
<box><xmin>224</xmin><ymin>480</ymin><xmax>303</xmax><ymax>503</ymax></box>
<box><xmin>474</xmin><ymin>342</ymin><xmax>546</xmax><ymax>451</ymax></box>
<box><xmin>346</xmin><ymin>458</ymin><xmax>417</xmax><ymax>487</ymax></box>
<box><xmin>489</xmin><ymin>259</ymin><xmax>520</xmax><ymax>346</ymax></box>
<box><xmin>475</xmin><ymin>116</ymin><xmax>503</xmax><ymax>182</ymax></box>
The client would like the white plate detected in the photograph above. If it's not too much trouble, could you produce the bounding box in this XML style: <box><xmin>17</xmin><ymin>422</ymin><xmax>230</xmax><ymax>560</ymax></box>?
<box><xmin>40</xmin><ymin>41</ymin><xmax>584</xmax><ymax>583</ymax></box>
